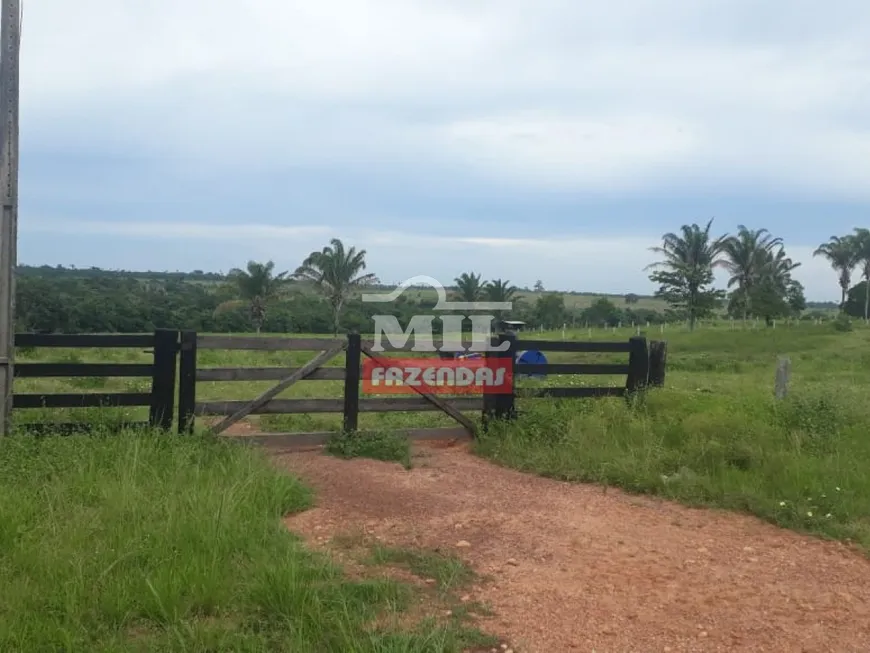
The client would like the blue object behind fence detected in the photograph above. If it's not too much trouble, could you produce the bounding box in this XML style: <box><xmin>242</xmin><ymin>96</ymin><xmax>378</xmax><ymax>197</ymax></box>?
<box><xmin>515</xmin><ymin>349</ymin><xmax>547</xmax><ymax>378</ymax></box>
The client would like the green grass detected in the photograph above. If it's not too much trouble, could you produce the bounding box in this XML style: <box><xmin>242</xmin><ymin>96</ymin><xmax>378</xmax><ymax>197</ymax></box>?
<box><xmin>13</xmin><ymin>320</ymin><xmax>870</xmax><ymax>554</ymax></box>
<box><xmin>476</xmin><ymin>321</ymin><xmax>870</xmax><ymax>550</ymax></box>
<box><xmin>0</xmin><ymin>431</ymin><xmax>493</xmax><ymax>651</ymax></box>
<box><xmin>326</xmin><ymin>430</ymin><xmax>413</xmax><ymax>468</ymax></box>
<box><xmin>365</xmin><ymin>545</ymin><xmax>476</xmax><ymax>594</ymax></box>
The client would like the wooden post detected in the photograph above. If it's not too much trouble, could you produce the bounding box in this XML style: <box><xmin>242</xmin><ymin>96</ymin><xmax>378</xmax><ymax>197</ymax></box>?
<box><xmin>0</xmin><ymin>0</ymin><xmax>21</xmax><ymax>436</ymax></box>
<box><xmin>176</xmin><ymin>330</ymin><xmax>197</xmax><ymax>434</ymax></box>
<box><xmin>775</xmin><ymin>356</ymin><xmax>791</xmax><ymax>400</ymax></box>
<box><xmin>498</xmin><ymin>332</ymin><xmax>517</xmax><ymax>420</ymax></box>
<box><xmin>625</xmin><ymin>336</ymin><xmax>649</xmax><ymax>396</ymax></box>
<box><xmin>648</xmin><ymin>340</ymin><xmax>667</xmax><ymax>387</ymax></box>
<box><xmin>483</xmin><ymin>332</ymin><xmax>516</xmax><ymax>428</ymax></box>
<box><xmin>149</xmin><ymin>329</ymin><xmax>179</xmax><ymax>431</ymax></box>
<box><xmin>343</xmin><ymin>333</ymin><xmax>361</xmax><ymax>433</ymax></box>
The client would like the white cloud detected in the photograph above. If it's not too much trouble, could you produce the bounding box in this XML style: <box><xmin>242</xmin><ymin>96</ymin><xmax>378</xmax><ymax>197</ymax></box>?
<box><xmin>440</xmin><ymin>113</ymin><xmax>702</xmax><ymax>190</ymax></box>
<box><xmin>20</xmin><ymin>0</ymin><xmax>870</xmax><ymax>197</ymax></box>
<box><xmin>31</xmin><ymin>220</ymin><xmax>331</xmax><ymax>241</ymax></box>
<box><xmin>21</xmin><ymin>219</ymin><xmax>840</xmax><ymax>301</ymax></box>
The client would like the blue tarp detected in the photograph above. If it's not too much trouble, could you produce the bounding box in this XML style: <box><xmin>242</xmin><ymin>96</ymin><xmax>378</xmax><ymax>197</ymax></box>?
<box><xmin>516</xmin><ymin>349</ymin><xmax>547</xmax><ymax>378</ymax></box>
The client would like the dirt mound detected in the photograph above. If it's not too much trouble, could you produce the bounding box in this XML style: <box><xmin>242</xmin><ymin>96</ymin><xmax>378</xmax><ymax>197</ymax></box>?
<box><xmin>275</xmin><ymin>442</ymin><xmax>870</xmax><ymax>652</ymax></box>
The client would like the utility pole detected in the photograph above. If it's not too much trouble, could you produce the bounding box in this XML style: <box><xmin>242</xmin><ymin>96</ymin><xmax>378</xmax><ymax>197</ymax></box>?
<box><xmin>0</xmin><ymin>0</ymin><xmax>20</xmax><ymax>435</ymax></box>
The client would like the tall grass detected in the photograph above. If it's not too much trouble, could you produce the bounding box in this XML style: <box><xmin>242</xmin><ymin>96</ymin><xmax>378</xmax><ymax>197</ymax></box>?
<box><xmin>0</xmin><ymin>431</ymin><xmax>485</xmax><ymax>651</ymax></box>
<box><xmin>477</xmin><ymin>324</ymin><xmax>870</xmax><ymax>549</ymax></box>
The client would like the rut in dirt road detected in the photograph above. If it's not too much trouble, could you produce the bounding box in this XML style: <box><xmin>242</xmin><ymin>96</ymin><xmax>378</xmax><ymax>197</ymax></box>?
<box><xmin>275</xmin><ymin>443</ymin><xmax>870</xmax><ymax>653</ymax></box>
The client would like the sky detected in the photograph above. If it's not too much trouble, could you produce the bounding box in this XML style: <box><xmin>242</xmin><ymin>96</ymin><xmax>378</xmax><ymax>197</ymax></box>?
<box><xmin>16</xmin><ymin>0</ymin><xmax>870</xmax><ymax>301</ymax></box>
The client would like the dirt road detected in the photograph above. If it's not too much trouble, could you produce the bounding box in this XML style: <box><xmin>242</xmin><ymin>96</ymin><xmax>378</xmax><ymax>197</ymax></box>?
<box><xmin>276</xmin><ymin>442</ymin><xmax>870</xmax><ymax>652</ymax></box>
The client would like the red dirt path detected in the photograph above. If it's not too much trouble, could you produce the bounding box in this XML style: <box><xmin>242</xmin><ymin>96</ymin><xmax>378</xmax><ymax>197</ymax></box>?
<box><xmin>272</xmin><ymin>441</ymin><xmax>870</xmax><ymax>652</ymax></box>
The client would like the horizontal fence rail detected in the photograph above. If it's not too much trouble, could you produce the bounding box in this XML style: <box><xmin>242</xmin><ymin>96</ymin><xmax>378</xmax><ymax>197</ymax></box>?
<box><xmin>194</xmin><ymin>396</ymin><xmax>484</xmax><ymax>416</ymax></box>
<box><xmin>504</xmin><ymin>335</ymin><xmax>649</xmax><ymax>405</ymax></box>
<box><xmin>12</xmin><ymin>330</ymin><xmax>667</xmax><ymax>442</ymax></box>
<box><xmin>12</xmin><ymin>330</ymin><xmax>178</xmax><ymax>433</ymax></box>
<box><xmin>15</xmin><ymin>333</ymin><xmax>155</xmax><ymax>348</ymax></box>
<box><xmin>16</xmin><ymin>362</ymin><xmax>154</xmax><ymax>378</ymax></box>
<box><xmin>196</xmin><ymin>367</ymin><xmax>346</xmax><ymax>382</ymax></box>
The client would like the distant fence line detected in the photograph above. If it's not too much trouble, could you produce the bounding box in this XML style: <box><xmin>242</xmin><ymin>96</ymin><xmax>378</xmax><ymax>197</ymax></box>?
<box><xmin>11</xmin><ymin>330</ymin><xmax>668</xmax><ymax>444</ymax></box>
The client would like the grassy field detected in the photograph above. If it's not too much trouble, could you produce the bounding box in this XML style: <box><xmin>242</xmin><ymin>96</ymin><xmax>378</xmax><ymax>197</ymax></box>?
<box><xmin>395</xmin><ymin>287</ymin><xmax>669</xmax><ymax>311</ymax></box>
<box><xmin>6</xmin><ymin>319</ymin><xmax>870</xmax><ymax>648</ymax></box>
<box><xmin>11</xmin><ymin>319</ymin><xmax>870</xmax><ymax>550</ymax></box>
<box><xmin>0</xmin><ymin>432</ymin><xmax>498</xmax><ymax>651</ymax></box>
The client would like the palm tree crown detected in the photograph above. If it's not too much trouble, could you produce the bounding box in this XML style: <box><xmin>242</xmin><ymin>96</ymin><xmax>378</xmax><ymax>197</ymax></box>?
<box><xmin>813</xmin><ymin>235</ymin><xmax>858</xmax><ymax>308</ymax></box>
<box><xmin>721</xmin><ymin>226</ymin><xmax>782</xmax><ymax>320</ymax></box>
<box><xmin>293</xmin><ymin>238</ymin><xmax>378</xmax><ymax>334</ymax></box>
<box><xmin>219</xmin><ymin>260</ymin><xmax>289</xmax><ymax>333</ymax></box>
<box><xmin>851</xmin><ymin>228</ymin><xmax>870</xmax><ymax>319</ymax></box>
<box><xmin>453</xmin><ymin>273</ymin><xmax>484</xmax><ymax>303</ymax></box>
<box><xmin>646</xmin><ymin>219</ymin><xmax>729</xmax><ymax>330</ymax></box>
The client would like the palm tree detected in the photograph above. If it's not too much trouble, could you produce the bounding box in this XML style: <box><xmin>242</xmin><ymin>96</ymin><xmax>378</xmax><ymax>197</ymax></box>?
<box><xmin>852</xmin><ymin>228</ymin><xmax>870</xmax><ymax>320</ymax></box>
<box><xmin>216</xmin><ymin>260</ymin><xmax>289</xmax><ymax>333</ymax></box>
<box><xmin>645</xmin><ymin>219</ymin><xmax>729</xmax><ymax>330</ymax></box>
<box><xmin>293</xmin><ymin>238</ymin><xmax>378</xmax><ymax>335</ymax></box>
<box><xmin>483</xmin><ymin>278</ymin><xmax>518</xmax><ymax>319</ymax></box>
<box><xmin>453</xmin><ymin>272</ymin><xmax>484</xmax><ymax>303</ymax></box>
<box><xmin>721</xmin><ymin>226</ymin><xmax>782</xmax><ymax>321</ymax></box>
<box><xmin>753</xmin><ymin>245</ymin><xmax>801</xmax><ymax>323</ymax></box>
<box><xmin>813</xmin><ymin>235</ymin><xmax>859</xmax><ymax>309</ymax></box>
<box><xmin>762</xmin><ymin>246</ymin><xmax>801</xmax><ymax>288</ymax></box>
<box><xmin>483</xmin><ymin>278</ymin><xmax>518</xmax><ymax>303</ymax></box>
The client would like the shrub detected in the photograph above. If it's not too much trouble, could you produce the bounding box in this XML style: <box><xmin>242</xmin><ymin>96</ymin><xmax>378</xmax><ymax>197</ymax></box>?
<box><xmin>833</xmin><ymin>313</ymin><xmax>853</xmax><ymax>332</ymax></box>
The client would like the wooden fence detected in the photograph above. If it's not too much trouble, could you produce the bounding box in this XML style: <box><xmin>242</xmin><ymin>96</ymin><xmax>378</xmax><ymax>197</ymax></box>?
<box><xmin>13</xmin><ymin>330</ymin><xmax>178</xmax><ymax>434</ymax></box>
<box><xmin>10</xmin><ymin>330</ymin><xmax>668</xmax><ymax>442</ymax></box>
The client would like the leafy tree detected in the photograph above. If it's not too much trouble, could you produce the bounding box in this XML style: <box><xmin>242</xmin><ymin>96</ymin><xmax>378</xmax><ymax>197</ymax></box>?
<box><xmin>534</xmin><ymin>293</ymin><xmax>567</xmax><ymax>328</ymax></box>
<box><xmin>453</xmin><ymin>272</ymin><xmax>484</xmax><ymax>303</ymax></box>
<box><xmin>533</xmin><ymin>280</ymin><xmax>544</xmax><ymax>292</ymax></box>
<box><xmin>293</xmin><ymin>239</ymin><xmax>378</xmax><ymax>335</ymax></box>
<box><xmin>814</xmin><ymin>235</ymin><xmax>858</xmax><ymax>310</ymax></box>
<box><xmin>624</xmin><ymin>293</ymin><xmax>639</xmax><ymax>305</ymax></box>
<box><xmin>582</xmin><ymin>297</ymin><xmax>622</xmax><ymax>326</ymax></box>
<box><xmin>786</xmin><ymin>279</ymin><xmax>806</xmax><ymax>316</ymax></box>
<box><xmin>721</xmin><ymin>226</ymin><xmax>782</xmax><ymax>321</ymax></box>
<box><xmin>646</xmin><ymin>219</ymin><xmax>728</xmax><ymax>330</ymax></box>
<box><xmin>216</xmin><ymin>260</ymin><xmax>289</xmax><ymax>333</ymax></box>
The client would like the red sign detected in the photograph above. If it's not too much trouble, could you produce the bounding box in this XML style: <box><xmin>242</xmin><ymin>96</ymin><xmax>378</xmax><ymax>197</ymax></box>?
<box><xmin>362</xmin><ymin>357</ymin><xmax>512</xmax><ymax>395</ymax></box>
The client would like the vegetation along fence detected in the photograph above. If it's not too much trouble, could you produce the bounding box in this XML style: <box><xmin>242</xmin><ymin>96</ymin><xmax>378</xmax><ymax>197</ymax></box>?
<box><xmin>11</xmin><ymin>330</ymin><xmax>668</xmax><ymax>443</ymax></box>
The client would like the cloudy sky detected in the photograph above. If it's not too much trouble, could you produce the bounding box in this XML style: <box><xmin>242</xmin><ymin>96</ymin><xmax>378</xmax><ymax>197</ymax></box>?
<box><xmin>17</xmin><ymin>0</ymin><xmax>870</xmax><ymax>300</ymax></box>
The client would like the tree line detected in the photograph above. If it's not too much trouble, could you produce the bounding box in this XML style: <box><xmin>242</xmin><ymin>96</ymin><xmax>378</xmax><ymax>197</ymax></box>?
<box><xmin>15</xmin><ymin>227</ymin><xmax>851</xmax><ymax>335</ymax></box>
<box><xmin>16</xmin><ymin>241</ymin><xmax>678</xmax><ymax>334</ymax></box>
<box><xmin>646</xmin><ymin>221</ymin><xmax>870</xmax><ymax>329</ymax></box>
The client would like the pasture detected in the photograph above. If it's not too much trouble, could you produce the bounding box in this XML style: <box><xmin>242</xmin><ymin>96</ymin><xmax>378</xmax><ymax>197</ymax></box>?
<box><xmin>12</xmin><ymin>320</ymin><xmax>870</xmax><ymax>549</ymax></box>
<box><xmin>5</xmin><ymin>320</ymin><xmax>870</xmax><ymax>649</ymax></box>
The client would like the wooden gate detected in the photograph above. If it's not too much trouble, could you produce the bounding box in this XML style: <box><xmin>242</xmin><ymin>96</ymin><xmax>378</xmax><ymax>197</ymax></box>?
<box><xmin>177</xmin><ymin>333</ymin><xmax>485</xmax><ymax>446</ymax></box>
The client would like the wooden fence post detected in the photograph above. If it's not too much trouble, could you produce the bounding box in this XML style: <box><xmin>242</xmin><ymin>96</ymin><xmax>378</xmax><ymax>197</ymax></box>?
<box><xmin>343</xmin><ymin>333</ymin><xmax>361</xmax><ymax>433</ymax></box>
<box><xmin>177</xmin><ymin>330</ymin><xmax>197</xmax><ymax>434</ymax></box>
<box><xmin>775</xmin><ymin>356</ymin><xmax>791</xmax><ymax>400</ymax></box>
<box><xmin>648</xmin><ymin>340</ymin><xmax>667</xmax><ymax>387</ymax></box>
<box><xmin>483</xmin><ymin>332</ymin><xmax>516</xmax><ymax>429</ymax></box>
<box><xmin>625</xmin><ymin>336</ymin><xmax>649</xmax><ymax>396</ymax></box>
<box><xmin>149</xmin><ymin>329</ymin><xmax>179</xmax><ymax>431</ymax></box>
